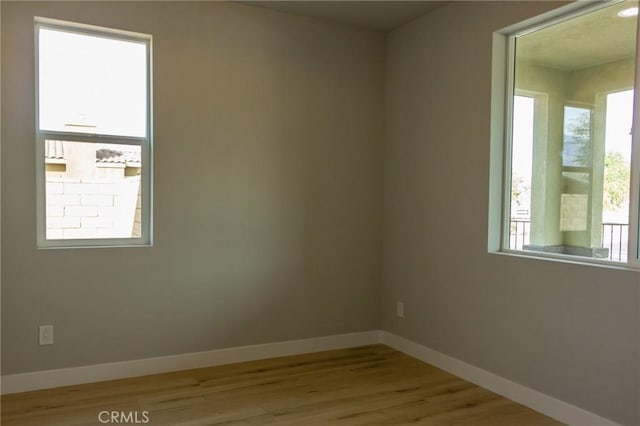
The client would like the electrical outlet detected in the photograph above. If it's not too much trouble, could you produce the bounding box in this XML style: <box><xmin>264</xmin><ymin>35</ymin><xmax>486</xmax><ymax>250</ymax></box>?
<box><xmin>396</xmin><ymin>301</ymin><xmax>405</xmax><ymax>318</ymax></box>
<box><xmin>39</xmin><ymin>325</ymin><xmax>54</xmax><ymax>345</ymax></box>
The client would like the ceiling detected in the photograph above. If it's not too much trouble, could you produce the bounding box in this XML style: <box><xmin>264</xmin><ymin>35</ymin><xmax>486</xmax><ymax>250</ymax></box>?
<box><xmin>240</xmin><ymin>1</ymin><xmax>445</xmax><ymax>31</ymax></box>
<box><xmin>517</xmin><ymin>1</ymin><xmax>638</xmax><ymax>71</ymax></box>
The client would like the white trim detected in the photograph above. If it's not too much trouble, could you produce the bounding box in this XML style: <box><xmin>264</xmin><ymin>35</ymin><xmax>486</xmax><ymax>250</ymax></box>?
<box><xmin>1</xmin><ymin>329</ymin><xmax>623</xmax><ymax>425</ymax></box>
<box><xmin>627</xmin><ymin>0</ymin><xmax>640</xmax><ymax>266</ymax></box>
<box><xmin>35</xmin><ymin>16</ymin><xmax>152</xmax><ymax>42</ymax></box>
<box><xmin>487</xmin><ymin>31</ymin><xmax>507</xmax><ymax>253</ymax></box>
<box><xmin>381</xmin><ymin>331</ymin><xmax>622</xmax><ymax>426</ymax></box>
<box><xmin>0</xmin><ymin>330</ymin><xmax>382</xmax><ymax>395</ymax></box>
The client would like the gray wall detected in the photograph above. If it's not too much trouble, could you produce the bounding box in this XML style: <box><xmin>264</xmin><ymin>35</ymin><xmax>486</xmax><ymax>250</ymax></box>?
<box><xmin>1</xmin><ymin>1</ymin><xmax>384</xmax><ymax>374</ymax></box>
<box><xmin>383</xmin><ymin>2</ymin><xmax>639</xmax><ymax>425</ymax></box>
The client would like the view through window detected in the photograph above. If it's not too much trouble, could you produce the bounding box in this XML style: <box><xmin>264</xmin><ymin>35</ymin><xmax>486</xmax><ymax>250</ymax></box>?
<box><xmin>36</xmin><ymin>19</ymin><xmax>151</xmax><ymax>246</ymax></box>
<box><xmin>506</xmin><ymin>1</ymin><xmax>638</xmax><ymax>264</ymax></box>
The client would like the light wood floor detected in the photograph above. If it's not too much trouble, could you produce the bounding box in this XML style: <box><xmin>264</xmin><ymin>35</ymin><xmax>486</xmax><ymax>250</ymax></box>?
<box><xmin>1</xmin><ymin>345</ymin><xmax>562</xmax><ymax>425</ymax></box>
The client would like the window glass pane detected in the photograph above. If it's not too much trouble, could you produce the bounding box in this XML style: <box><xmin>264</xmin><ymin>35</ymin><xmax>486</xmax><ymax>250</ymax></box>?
<box><xmin>510</xmin><ymin>95</ymin><xmax>533</xmax><ymax>250</ymax></box>
<box><xmin>509</xmin><ymin>1</ymin><xmax>637</xmax><ymax>262</ymax></box>
<box><xmin>45</xmin><ymin>140</ymin><xmax>143</xmax><ymax>240</ymax></box>
<box><xmin>39</xmin><ymin>27</ymin><xmax>147</xmax><ymax>137</ymax></box>
<box><xmin>602</xmin><ymin>90</ymin><xmax>633</xmax><ymax>261</ymax></box>
<box><xmin>563</xmin><ymin>106</ymin><xmax>592</xmax><ymax>168</ymax></box>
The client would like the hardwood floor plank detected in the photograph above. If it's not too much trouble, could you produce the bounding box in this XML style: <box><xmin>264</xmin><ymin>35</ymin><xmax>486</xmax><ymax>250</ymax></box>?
<box><xmin>1</xmin><ymin>345</ymin><xmax>563</xmax><ymax>425</ymax></box>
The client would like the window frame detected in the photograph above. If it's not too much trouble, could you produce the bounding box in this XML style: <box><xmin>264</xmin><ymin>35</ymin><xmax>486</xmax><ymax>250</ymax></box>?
<box><xmin>491</xmin><ymin>0</ymin><xmax>640</xmax><ymax>270</ymax></box>
<box><xmin>34</xmin><ymin>17</ymin><xmax>153</xmax><ymax>248</ymax></box>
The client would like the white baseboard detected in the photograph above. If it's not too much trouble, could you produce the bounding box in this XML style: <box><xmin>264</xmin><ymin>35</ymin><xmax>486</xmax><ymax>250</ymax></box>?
<box><xmin>381</xmin><ymin>331</ymin><xmax>621</xmax><ymax>426</ymax></box>
<box><xmin>1</xmin><ymin>329</ymin><xmax>622</xmax><ymax>426</ymax></box>
<box><xmin>0</xmin><ymin>330</ymin><xmax>382</xmax><ymax>395</ymax></box>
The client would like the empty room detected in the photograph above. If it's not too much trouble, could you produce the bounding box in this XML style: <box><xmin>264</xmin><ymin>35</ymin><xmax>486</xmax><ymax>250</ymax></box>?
<box><xmin>1</xmin><ymin>1</ymin><xmax>639</xmax><ymax>425</ymax></box>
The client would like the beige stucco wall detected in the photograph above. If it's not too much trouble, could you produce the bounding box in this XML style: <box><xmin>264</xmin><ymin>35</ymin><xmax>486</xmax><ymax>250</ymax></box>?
<box><xmin>514</xmin><ymin>59</ymin><xmax>566</xmax><ymax>246</ymax></box>
<box><xmin>515</xmin><ymin>54</ymin><xmax>635</xmax><ymax>249</ymax></box>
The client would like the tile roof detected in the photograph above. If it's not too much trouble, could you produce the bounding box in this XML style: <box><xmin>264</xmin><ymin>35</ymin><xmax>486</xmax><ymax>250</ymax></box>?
<box><xmin>96</xmin><ymin>148</ymin><xmax>141</xmax><ymax>165</ymax></box>
<box><xmin>45</xmin><ymin>140</ymin><xmax>65</xmax><ymax>159</ymax></box>
<box><xmin>45</xmin><ymin>140</ymin><xmax>141</xmax><ymax>165</ymax></box>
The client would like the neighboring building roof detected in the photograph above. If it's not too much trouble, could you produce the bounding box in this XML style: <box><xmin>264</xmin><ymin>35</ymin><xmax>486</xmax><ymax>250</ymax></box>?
<box><xmin>96</xmin><ymin>148</ymin><xmax>141</xmax><ymax>165</ymax></box>
<box><xmin>45</xmin><ymin>140</ymin><xmax>65</xmax><ymax>160</ymax></box>
<box><xmin>45</xmin><ymin>140</ymin><xmax>141</xmax><ymax>166</ymax></box>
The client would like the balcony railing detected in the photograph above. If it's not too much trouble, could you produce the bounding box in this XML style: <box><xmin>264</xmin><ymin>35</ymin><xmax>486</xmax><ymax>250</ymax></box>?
<box><xmin>509</xmin><ymin>219</ymin><xmax>628</xmax><ymax>262</ymax></box>
<box><xmin>509</xmin><ymin>219</ymin><xmax>531</xmax><ymax>251</ymax></box>
<box><xmin>601</xmin><ymin>222</ymin><xmax>629</xmax><ymax>262</ymax></box>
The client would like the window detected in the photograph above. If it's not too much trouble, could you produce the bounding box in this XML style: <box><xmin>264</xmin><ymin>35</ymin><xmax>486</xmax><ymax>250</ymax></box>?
<box><xmin>493</xmin><ymin>1</ymin><xmax>640</xmax><ymax>268</ymax></box>
<box><xmin>35</xmin><ymin>18</ymin><xmax>152</xmax><ymax>247</ymax></box>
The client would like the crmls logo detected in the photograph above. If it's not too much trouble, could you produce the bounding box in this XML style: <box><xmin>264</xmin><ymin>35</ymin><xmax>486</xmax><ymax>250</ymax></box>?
<box><xmin>98</xmin><ymin>411</ymin><xmax>150</xmax><ymax>424</ymax></box>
